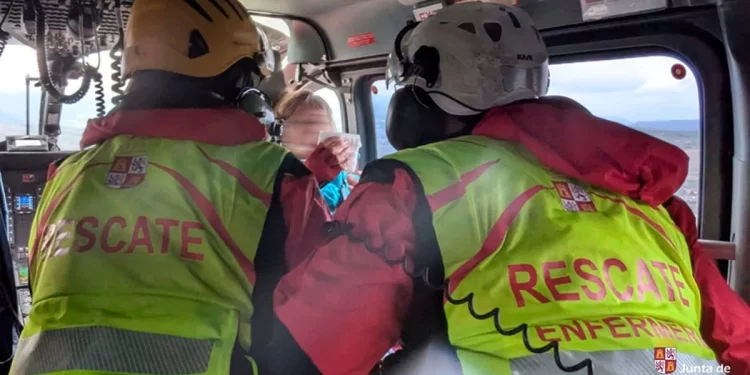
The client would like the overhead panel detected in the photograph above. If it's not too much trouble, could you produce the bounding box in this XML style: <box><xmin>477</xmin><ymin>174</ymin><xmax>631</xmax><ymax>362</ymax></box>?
<box><xmin>287</xmin><ymin>19</ymin><xmax>328</xmax><ymax>63</ymax></box>
<box><xmin>240</xmin><ymin>0</ymin><xmax>359</xmax><ymax>18</ymax></box>
<box><xmin>240</xmin><ymin>0</ymin><xmax>710</xmax><ymax>63</ymax></box>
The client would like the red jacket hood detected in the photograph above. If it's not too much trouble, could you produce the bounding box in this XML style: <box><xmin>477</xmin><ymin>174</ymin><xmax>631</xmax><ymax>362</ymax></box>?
<box><xmin>80</xmin><ymin>108</ymin><xmax>268</xmax><ymax>148</ymax></box>
<box><xmin>472</xmin><ymin>96</ymin><xmax>689</xmax><ymax>207</ymax></box>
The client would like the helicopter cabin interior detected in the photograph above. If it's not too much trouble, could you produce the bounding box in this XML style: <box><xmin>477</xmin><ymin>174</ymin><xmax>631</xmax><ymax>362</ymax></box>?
<box><xmin>0</xmin><ymin>0</ymin><xmax>748</xmax><ymax>372</ymax></box>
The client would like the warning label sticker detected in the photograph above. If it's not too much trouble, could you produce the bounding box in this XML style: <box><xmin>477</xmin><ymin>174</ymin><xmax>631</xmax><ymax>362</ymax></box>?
<box><xmin>347</xmin><ymin>32</ymin><xmax>376</xmax><ymax>48</ymax></box>
<box><xmin>413</xmin><ymin>2</ymin><xmax>444</xmax><ymax>21</ymax></box>
<box><xmin>580</xmin><ymin>0</ymin><xmax>667</xmax><ymax>21</ymax></box>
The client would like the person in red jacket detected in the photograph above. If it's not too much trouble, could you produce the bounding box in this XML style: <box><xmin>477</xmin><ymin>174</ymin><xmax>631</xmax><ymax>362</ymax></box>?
<box><xmin>267</xmin><ymin>3</ymin><xmax>750</xmax><ymax>375</ymax></box>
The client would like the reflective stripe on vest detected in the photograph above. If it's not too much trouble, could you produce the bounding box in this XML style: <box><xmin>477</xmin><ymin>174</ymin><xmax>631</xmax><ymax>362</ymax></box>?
<box><xmin>508</xmin><ymin>349</ymin><xmax>723</xmax><ymax>375</ymax></box>
<box><xmin>387</xmin><ymin>135</ymin><xmax>718</xmax><ymax>372</ymax></box>
<box><xmin>13</xmin><ymin>326</ymin><xmax>212</xmax><ymax>375</ymax></box>
<box><xmin>12</xmin><ymin>136</ymin><xmax>288</xmax><ymax>375</ymax></box>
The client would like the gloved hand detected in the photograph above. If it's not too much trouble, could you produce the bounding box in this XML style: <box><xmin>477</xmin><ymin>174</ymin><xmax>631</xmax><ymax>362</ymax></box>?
<box><xmin>305</xmin><ymin>136</ymin><xmax>355</xmax><ymax>183</ymax></box>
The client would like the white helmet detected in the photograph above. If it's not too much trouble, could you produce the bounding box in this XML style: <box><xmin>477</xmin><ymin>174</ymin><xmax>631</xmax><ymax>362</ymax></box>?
<box><xmin>386</xmin><ymin>2</ymin><xmax>550</xmax><ymax>116</ymax></box>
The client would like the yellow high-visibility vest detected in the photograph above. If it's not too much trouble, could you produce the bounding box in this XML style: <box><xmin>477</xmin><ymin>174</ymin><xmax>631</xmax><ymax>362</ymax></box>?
<box><xmin>388</xmin><ymin>135</ymin><xmax>718</xmax><ymax>374</ymax></box>
<box><xmin>12</xmin><ymin>134</ymin><xmax>289</xmax><ymax>375</ymax></box>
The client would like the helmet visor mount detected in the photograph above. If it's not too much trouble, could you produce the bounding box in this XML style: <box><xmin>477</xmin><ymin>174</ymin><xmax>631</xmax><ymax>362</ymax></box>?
<box><xmin>386</xmin><ymin>21</ymin><xmax>420</xmax><ymax>90</ymax></box>
<box><xmin>500</xmin><ymin>63</ymin><xmax>549</xmax><ymax>98</ymax></box>
<box><xmin>388</xmin><ymin>52</ymin><xmax>550</xmax><ymax>107</ymax></box>
<box><xmin>255</xmin><ymin>24</ymin><xmax>276</xmax><ymax>76</ymax></box>
<box><xmin>385</xmin><ymin>51</ymin><xmax>404</xmax><ymax>90</ymax></box>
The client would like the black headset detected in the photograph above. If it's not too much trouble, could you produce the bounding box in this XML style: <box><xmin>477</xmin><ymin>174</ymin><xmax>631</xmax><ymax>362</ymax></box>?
<box><xmin>235</xmin><ymin>87</ymin><xmax>284</xmax><ymax>143</ymax></box>
<box><xmin>392</xmin><ymin>21</ymin><xmax>441</xmax><ymax>89</ymax></box>
<box><xmin>386</xmin><ymin>20</ymin><xmax>460</xmax><ymax>151</ymax></box>
<box><xmin>392</xmin><ymin>20</ymin><xmax>483</xmax><ymax>113</ymax></box>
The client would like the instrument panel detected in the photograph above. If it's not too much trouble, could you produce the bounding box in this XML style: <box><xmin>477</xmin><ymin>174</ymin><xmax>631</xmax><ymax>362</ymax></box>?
<box><xmin>0</xmin><ymin>152</ymin><xmax>67</xmax><ymax>323</ymax></box>
<box><xmin>3</xmin><ymin>170</ymin><xmax>46</xmax><ymax>322</ymax></box>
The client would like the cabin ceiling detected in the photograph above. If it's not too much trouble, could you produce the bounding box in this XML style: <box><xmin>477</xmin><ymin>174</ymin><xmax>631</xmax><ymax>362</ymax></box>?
<box><xmin>241</xmin><ymin>0</ymin><xmax>717</xmax><ymax>62</ymax></box>
<box><xmin>241</xmin><ymin>0</ymin><xmax>371</xmax><ymax>18</ymax></box>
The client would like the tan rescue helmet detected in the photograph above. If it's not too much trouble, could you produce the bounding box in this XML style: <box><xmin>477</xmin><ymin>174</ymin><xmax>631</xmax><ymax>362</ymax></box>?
<box><xmin>122</xmin><ymin>0</ymin><xmax>275</xmax><ymax>79</ymax></box>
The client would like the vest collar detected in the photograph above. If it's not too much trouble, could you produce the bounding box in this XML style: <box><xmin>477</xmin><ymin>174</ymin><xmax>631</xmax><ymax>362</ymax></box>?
<box><xmin>80</xmin><ymin>108</ymin><xmax>268</xmax><ymax>149</ymax></box>
<box><xmin>472</xmin><ymin>96</ymin><xmax>689</xmax><ymax>207</ymax></box>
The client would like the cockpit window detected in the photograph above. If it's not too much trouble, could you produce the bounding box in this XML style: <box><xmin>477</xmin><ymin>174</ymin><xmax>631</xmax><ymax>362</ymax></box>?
<box><xmin>0</xmin><ymin>46</ymin><xmax>44</xmax><ymax>145</ymax></box>
<box><xmin>371</xmin><ymin>55</ymin><xmax>701</xmax><ymax>214</ymax></box>
<box><xmin>0</xmin><ymin>15</ymin><xmax>291</xmax><ymax>152</ymax></box>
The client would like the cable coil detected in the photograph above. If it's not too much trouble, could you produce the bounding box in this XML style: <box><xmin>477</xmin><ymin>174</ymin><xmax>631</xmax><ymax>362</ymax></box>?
<box><xmin>34</xmin><ymin>0</ymin><xmax>93</xmax><ymax>105</ymax></box>
<box><xmin>0</xmin><ymin>31</ymin><xmax>8</xmax><ymax>59</ymax></box>
<box><xmin>109</xmin><ymin>0</ymin><xmax>125</xmax><ymax>106</ymax></box>
<box><xmin>93</xmin><ymin>72</ymin><xmax>105</xmax><ymax>117</ymax></box>
<box><xmin>109</xmin><ymin>39</ymin><xmax>124</xmax><ymax>106</ymax></box>
<box><xmin>0</xmin><ymin>0</ymin><xmax>16</xmax><ymax>60</ymax></box>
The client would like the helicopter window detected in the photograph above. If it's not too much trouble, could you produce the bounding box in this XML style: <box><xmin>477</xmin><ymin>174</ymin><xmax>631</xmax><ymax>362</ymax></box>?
<box><xmin>371</xmin><ymin>55</ymin><xmax>700</xmax><ymax>214</ymax></box>
<box><xmin>0</xmin><ymin>45</ymin><xmax>43</xmax><ymax>146</ymax></box>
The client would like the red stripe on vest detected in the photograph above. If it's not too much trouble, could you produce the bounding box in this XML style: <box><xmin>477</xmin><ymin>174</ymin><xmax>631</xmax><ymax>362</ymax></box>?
<box><xmin>446</xmin><ymin>185</ymin><xmax>548</xmax><ymax>300</ymax></box>
<box><xmin>592</xmin><ymin>193</ymin><xmax>677</xmax><ymax>250</ymax></box>
<box><xmin>152</xmin><ymin>162</ymin><xmax>257</xmax><ymax>285</ymax></box>
<box><xmin>30</xmin><ymin>162</ymin><xmax>110</xmax><ymax>264</ymax></box>
<box><xmin>197</xmin><ymin>147</ymin><xmax>272</xmax><ymax>207</ymax></box>
<box><xmin>427</xmin><ymin>160</ymin><xmax>500</xmax><ymax>211</ymax></box>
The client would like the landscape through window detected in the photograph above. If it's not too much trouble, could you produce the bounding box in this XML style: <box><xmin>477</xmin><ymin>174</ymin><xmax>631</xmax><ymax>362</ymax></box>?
<box><xmin>371</xmin><ymin>55</ymin><xmax>701</xmax><ymax>214</ymax></box>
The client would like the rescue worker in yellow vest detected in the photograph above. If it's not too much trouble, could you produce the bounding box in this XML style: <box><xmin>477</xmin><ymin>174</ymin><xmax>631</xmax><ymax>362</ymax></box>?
<box><xmin>268</xmin><ymin>3</ymin><xmax>750</xmax><ymax>374</ymax></box>
<box><xmin>10</xmin><ymin>1</ymin><xmax>332</xmax><ymax>374</ymax></box>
